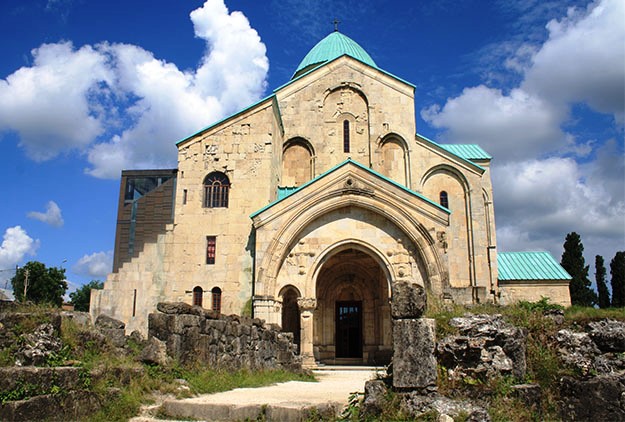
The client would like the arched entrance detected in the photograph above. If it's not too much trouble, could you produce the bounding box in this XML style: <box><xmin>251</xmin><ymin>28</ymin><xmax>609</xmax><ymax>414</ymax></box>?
<box><xmin>314</xmin><ymin>247</ymin><xmax>392</xmax><ymax>365</ymax></box>
<box><xmin>279</xmin><ymin>285</ymin><xmax>301</xmax><ymax>354</ymax></box>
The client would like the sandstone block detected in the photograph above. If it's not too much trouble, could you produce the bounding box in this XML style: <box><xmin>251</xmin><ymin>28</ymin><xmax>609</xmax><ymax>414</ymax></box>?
<box><xmin>392</xmin><ymin>318</ymin><xmax>437</xmax><ymax>390</ymax></box>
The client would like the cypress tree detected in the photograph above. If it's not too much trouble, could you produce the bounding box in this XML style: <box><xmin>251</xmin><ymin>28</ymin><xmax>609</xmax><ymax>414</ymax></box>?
<box><xmin>561</xmin><ymin>232</ymin><xmax>596</xmax><ymax>307</ymax></box>
<box><xmin>595</xmin><ymin>255</ymin><xmax>610</xmax><ymax>308</ymax></box>
<box><xmin>610</xmin><ymin>251</ymin><xmax>625</xmax><ymax>308</ymax></box>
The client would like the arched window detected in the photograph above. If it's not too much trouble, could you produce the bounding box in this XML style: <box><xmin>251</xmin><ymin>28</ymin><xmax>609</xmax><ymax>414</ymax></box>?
<box><xmin>203</xmin><ymin>172</ymin><xmax>230</xmax><ymax>208</ymax></box>
<box><xmin>193</xmin><ymin>286</ymin><xmax>203</xmax><ymax>307</ymax></box>
<box><xmin>440</xmin><ymin>191</ymin><xmax>449</xmax><ymax>209</ymax></box>
<box><xmin>343</xmin><ymin>120</ymin><xmax>350</xmax><ymax>153</ymax></box>
<box><xmin>211</xmin><ymin>287</ymin><xmax>222</xmax><ymax>313</ymax></box>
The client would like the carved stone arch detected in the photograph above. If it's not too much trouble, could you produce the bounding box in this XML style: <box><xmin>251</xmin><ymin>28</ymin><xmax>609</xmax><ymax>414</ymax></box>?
<box><xmin>323</xmin><ymin>83</ymin><xmax>369</xmax><ymax>107</ymax></box>
<box><xmin>282</xmin><ymin>137</ymin><xmax>315</xmax><ymax>186</ymax></box>
<box><xmin>258</xmin><ymin>195</ymin><xmax>444</xmax><ymax>299</ymax></box>
<box><xmin>309</xmin><ymin>240</ymin><xmax>394</xmax><ymax>300</ymax></box>
<box><xmin>376</xmin><ymin>133</ymin><xmax>410</xmax><ymax>187</ymax></box>
<box><xmin>420</xmin><ymin>164</ymin><xmax>470</xmax><ymax>192</ymax></box>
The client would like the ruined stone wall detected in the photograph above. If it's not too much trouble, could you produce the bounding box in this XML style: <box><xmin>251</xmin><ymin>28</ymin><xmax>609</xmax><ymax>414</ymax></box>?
<box><xmin>148</xmin><ymin>303</ymin><xmax>301</xmax><ymax>371</ymax></box>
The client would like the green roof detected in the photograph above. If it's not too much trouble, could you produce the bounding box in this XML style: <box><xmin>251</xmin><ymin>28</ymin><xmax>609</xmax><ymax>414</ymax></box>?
<box><xmin>293</xmin><ymin>31</ymin><xmax>377</xmax><ymax>79</ymax></box>
<box><xmin>439</xmin><ymin>144</ymin><xmax>492</xmax><ymax>161</ymax></box>
<box><xmin>498</xmin><ymin>252</ymin><xmax>571</xmax><ymax>281</ymax></box>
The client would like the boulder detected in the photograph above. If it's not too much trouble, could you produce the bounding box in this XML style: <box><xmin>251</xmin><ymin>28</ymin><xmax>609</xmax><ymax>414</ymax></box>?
<box><xmin>555</xmin><ymin>329</ymin><xmax>601</xmax><ymax>375</ymax></box>
<box><xmin>391</xmin><ymin>281</ymin><xmax>426</xmax><ymax>319</ymax></box>
<box><xmin>559</xmin><ymin>374</ymin><xmax>625</xmax><ymax>421</ymax></box>
<box><xmin>392</xmin><ymin>318</ymin><xmax>437</xmax><ymax>391</ymax></box>
<box><xmin>94</xmin><ymin>314</ymin><xmax>125</xmax><ymax>330</ymax></box>
<box><xmin>360</xmin><ymin>379</ymin><xmax>388</xmax><ymax>417</ymax></box>
<box><xmin>137</xmin><ymin>337</ymin><xmax>170</xmax><ymax>366</ymax></box>
<box><xmin>437</xmin><ymin>314</ymin><xmax>526</xmax><ymax>380</ymax></box>
<box><xmin>588</xmin><ymin>319</ymin><xmax>625</xmax><ymax>353</ymax></box>
<box><xmin>400</xmin><ymin>392</ymin><xmax>491</xmax><ymax>421</ymax></box>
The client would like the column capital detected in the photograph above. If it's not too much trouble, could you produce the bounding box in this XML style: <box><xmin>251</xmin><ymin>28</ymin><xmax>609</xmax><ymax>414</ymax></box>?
<box><xmin>297</xmin><ymin>297</ymin><xmax>317</xmax><ymax>311</ymax></box>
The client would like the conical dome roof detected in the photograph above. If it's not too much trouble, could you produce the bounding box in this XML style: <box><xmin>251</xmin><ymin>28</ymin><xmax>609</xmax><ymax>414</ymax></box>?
<box><xmin>292</xmin><ymin>31</ymin><xmax>377</xmax><ymax>79</ymax></box>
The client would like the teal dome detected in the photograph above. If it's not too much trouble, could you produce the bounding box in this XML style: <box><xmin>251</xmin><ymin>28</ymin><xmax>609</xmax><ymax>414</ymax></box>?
<box><xmin>292</xmin><ymin>31</ymin><xmax>377</xmax><ymax>79</ymax></box>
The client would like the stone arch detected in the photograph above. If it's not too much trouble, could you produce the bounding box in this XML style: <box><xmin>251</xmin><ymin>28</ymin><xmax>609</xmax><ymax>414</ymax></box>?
<box><xmin>282</xmin><ymin>137</ymin><xmax>315</xmax><ymax>186</ymax></box>
<box><xmin>376</xmin><ymin>133</ymin><xmax>410</xmax><ymax>186</ymax></box>
<box><xmin>322</xmin><ymin>85</ymin><xmax>370</xmax><ymax>166</ymax></box>
<box><xmin>311</xmin><ymin>242</ymin><xmax>393</xmax><ymax>364</ymax></box>
<box><xmin>421</xmin><ymin>165</ymin><xmax>472</xmax><ymax>288</ymax></box>
<box><xmin>259</xmin><ymin>195</ymin><xmax>443</xmax><ymax>301</ymax></box>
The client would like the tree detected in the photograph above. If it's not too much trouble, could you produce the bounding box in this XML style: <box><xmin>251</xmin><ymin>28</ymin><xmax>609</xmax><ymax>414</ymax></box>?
<box><xmin>69</xmin><ymin>280</ymin><xmax>104</xmax><ymax>312</ymax></box>
<box><xmin>595</xmin><ymin>255</ymin><xmax>610</xmax><ymax>308</ymax></box>
<box><xmin>11</xmin><ymin>261</ymin><xmax>67</xmax><ymax>307</ymax></box>
<box><xmin>610</xmin><ymin>251</ymin><xmax>625</xmax><ymax>308</ymax></box>
<box><xmin>561</xmin><ymin>232</ymin><xmax>597</xmax><ymax>307</ymax></box>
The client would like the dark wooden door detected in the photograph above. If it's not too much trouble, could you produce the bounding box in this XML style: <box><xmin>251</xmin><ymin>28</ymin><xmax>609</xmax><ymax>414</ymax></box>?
<box><xmin>336</xmin><ymin>301</ymin><xmax>362</xmax><ymax>358</ymax></box>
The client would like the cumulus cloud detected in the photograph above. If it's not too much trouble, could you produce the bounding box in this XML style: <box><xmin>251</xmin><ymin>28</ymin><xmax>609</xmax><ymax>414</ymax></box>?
<box><xmin>0</xmin><ymin>226</ymin><xmax>40</xmax><ymax>271</ymax></box>
<box><xmin>522</xmin><ymin>0</ymin><xmax>625</xmax><ymax>124</ymax></box>
<box><xmin>72</xmin><ymin>250</ymin><xmax>113</xmax><ymax>278</ymax></box>
<box><xmin>493</xmin><ymin>156</ymin><xmax>625</xmax><ymax>263</ymax></box>
<box><xmin>422</xmin><ymin>0</ymin><xmax>625</xmax><ymax>264</ymax></box>
<box><xmin>421</xmin><ymin>86</ymin><xmax>567</xmax><ymax>160</ymax></box>
<box><xmin>0</xmin><ymin>0</ymin><xmax>268</xmax><ymax>179</ymax></box>
<box><xmin>422</xmin><ymin>0</ymin><xmax>624</xmax><ymax>162</ymax></box>
<box><xmin>27</xmin><ymin>200</ymin><xmax>64</xmax><ymax>227</ymax></box>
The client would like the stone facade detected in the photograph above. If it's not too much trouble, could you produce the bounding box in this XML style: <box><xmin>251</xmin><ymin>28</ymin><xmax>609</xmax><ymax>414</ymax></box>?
<box><xmin>91</xmin><ymin>31</ymin><xmax>571</xmax><ymax>365</ymax></box>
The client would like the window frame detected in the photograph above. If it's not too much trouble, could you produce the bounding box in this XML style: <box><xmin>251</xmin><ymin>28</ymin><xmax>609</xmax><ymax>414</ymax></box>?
<box><xmin>440</xmin><ymin>191</ymin><xmax>449</xmax><ymax>209</ymax></box>
<box><xmin>206</xmin><ymin>236</ymin><xmax>216</xmax><ymax>265</ymax></box>
<box><xmin>203</xmin><ymin>172</ymin><xmax>230</xmax><ymax>208</ymax></box>
<box><xmin>343</xmin><ymin>120</ymin><xmax>350</xmax><ymax>153</ymax></box>
<box><xmin>211</xmin><ymin>287</ymin><xmax>222</xmax><ymax>313</ymax></box>
<box><xmin>192</xmin><ymin>286</ymin><xmax>203</xmax><ymax>307</ymax></box>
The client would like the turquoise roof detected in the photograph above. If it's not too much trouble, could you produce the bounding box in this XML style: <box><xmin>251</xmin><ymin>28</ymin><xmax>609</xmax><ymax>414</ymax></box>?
<box><xmin>251</xmin><ymin>158</ymin><xmax>448</xmax><ymax>219</ymax></box>
<box><xmin>293</xmin><ymin>31</ymin><xmax>377</xmax><ymax>79</ymax></box>
<box><xmin>416</xmin><ymin>133</ymin><xmax>486</xmax><ymax>172</ymax></box>
<box><xmin>440</xmin><ymin>144</ymin><xmax>492</xmax><ymax>161</ymax></box>
<box><xmin>498</xmin><ymin>252</ymin><xmax>572</xmax><ymax>281</ymax></box>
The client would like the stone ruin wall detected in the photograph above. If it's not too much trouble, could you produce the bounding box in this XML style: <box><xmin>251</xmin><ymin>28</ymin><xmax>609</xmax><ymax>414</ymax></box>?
<box><xmin>148</xmin><ymin>302</ymin><xmax>302</xmax><ymax>372</ymax></box>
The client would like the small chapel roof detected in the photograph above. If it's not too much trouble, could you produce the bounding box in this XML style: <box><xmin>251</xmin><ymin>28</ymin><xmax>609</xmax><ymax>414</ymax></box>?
<box><xmin>498</xmin><ymin>251</ymin><xmax>572</xmax><ymax>281</ymax></box>
<box><xmin>292</xmin><ymin>31</ymin><xmax>378</xmax><ymax>79</ymax></box>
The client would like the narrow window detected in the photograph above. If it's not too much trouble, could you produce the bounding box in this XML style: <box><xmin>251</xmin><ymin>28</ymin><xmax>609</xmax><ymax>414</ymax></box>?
<box><xmin>343</xmin><ymin>120</ymin><xmax>350</xmax><ymax>153</ymax></box>
<box><xmin>182</xmin><ymin>189</ymin><xmax>188</xmax><ymax>205</ymax></box>
<box><xmin>132</xmin><ymin>289</ymin><xmax>137</xmax><ymax>317</ymax></box>
<box><xmin>193</xmin><ymin>286</ymin><xmax>203</xmax><ymax>307</ymax></box>
<box><xmin>206</xmin><ymin>236</ymin><xmax>216</xmax><ymax>264</ymax></box>
<box><xmin>440</xmin><ymin>191</ymin><xmax>449</xmax><ymax>209</ymax></box>
<box><xmin>203</xmin><ymin>172</ymin><xmax>230</xmax><ymax>208</ymax></box>
<box><xmin>211</xmin><ymin>287</ymin><xmax>222</xmax><ymax>313</ymax></box>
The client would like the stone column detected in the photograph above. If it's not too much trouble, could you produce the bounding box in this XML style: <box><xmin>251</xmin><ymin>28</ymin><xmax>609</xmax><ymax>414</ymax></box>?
<box><xmin>297</xmin><ymin>298</ymin><xmax>317</xmax><ymax>368</ymax></box>
<box><xmin>391</xmin><ymin>281</ymin><xmax>437</xmax><ymax>392</ymax></box>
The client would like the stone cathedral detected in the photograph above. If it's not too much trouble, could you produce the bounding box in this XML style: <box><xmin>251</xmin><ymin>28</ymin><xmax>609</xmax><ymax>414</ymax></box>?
<box><xmin>91</xmin><ymin>31</ymin><xmax>571</xmax><ymax>366</ymax></box>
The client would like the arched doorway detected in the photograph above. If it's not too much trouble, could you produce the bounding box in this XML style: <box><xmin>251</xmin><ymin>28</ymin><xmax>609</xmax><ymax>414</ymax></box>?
<box><xmin>280</xmin><ymin>286</ymin><xmax>301</xmax><ymax>354</ymax></box>
<box><xmin>315</xmin><ymin>247</ymin><xmax>391</xmax><ymax>365</ymax></box>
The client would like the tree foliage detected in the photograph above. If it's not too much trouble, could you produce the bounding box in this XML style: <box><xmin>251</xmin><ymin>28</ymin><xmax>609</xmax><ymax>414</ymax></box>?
<box><xmin>561</xmin><ymin>232</ymin><xmax>596</xmax><ymax>307</ymax></box>
<box><xmin>69</xmin><ymin>280</ymin><xmax>104</xmax><ymax>312</ymax></box>
<box><xmin>11</xmin><ymin>261</ymin><xmax>67</xmax><ymax>307</ymax></box>
<box><xmin>595</xmin><ymin>255</ymin><xmax>610</xmax><ymax>309</ymax></box>
<box><xmin>610</xmin><ymin>251</ymin><xmax>625</xmax><ymax>308</ymax></box>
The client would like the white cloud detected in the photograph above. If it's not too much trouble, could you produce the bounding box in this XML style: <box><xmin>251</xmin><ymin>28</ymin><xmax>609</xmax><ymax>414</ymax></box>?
<box><xmin>494</xmin><ymin>156</ymin><xmax>625</xmax><ymax>264</ymax></box>
<box><xmin>0</xmin><ymin>0</ymin><xmax>268</xmax><ymax>179</ymax></box>
<box><xmin>0</xmin><ymin>226</ymin><xmax>40</xmax><ymax>271</ymax></box>
<box><xmin>0</xmin><ymin>42</ymin><xmax>113</xmax><ymax>161</ymax></box>
<box><xmin>421</xmin><ymin>0</ymin><xmax>625</xmax><ymax>266</ymax></box>
<box><xmin>522</xmin><ymin>0</ymin><xmax>625</xmax><ymax>124</ymax></box>
<box><xmin>421</xmin><ymin>86</ymin><xmax>567</xmax><ymax>161</ymax></box>
<box><xmin>27</xmin><ymin>200</ymin><xmax>64</xmax><ymax>227</ymax></box>
<box><xmin>72</xmin><ymin>250</ymin><xmax>113</xmax><ymax>278</ymax></box>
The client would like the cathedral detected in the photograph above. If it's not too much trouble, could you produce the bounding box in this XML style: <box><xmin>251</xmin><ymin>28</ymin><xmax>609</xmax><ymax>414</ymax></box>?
<box><xmin>90</xmin><ymin>30</ymin><xmax>571</xmax><ymax>366</ymax></box>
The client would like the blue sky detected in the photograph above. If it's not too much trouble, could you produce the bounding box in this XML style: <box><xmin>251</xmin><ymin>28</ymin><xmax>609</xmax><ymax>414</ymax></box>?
<box><xmin>0</xmin><ymin>0</ymin><xmax>623</xmax><ymax>297</ymax></box>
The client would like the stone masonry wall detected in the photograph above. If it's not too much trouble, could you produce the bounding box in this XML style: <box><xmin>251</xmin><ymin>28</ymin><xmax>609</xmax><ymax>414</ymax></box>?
<box><xmin>148</xmin><ymin>302</ymin><xmax>301</xmax><ymax>371</ymax></box>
